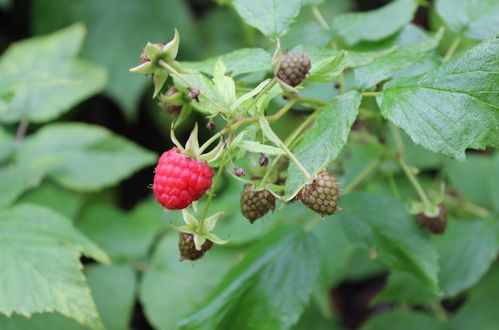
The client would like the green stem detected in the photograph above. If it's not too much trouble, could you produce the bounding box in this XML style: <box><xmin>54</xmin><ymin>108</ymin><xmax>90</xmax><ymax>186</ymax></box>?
<box><xmin>304</xmin><ymin>215</ymin><xmax>323</xmax><ymax>232</ymax></box>
<box><xmin>339</xmin><ymin>72</ymin><xmax>346</xmax><ymax>94</ymax></box>
<box><xmin>159</xmin><ymin>60</ymin><xmax>225</xmax><ymax>111</ymax></box>
<box><xmin>240</xmin><ymin>78</ymin><xmax>277</xmax><ymax>117</ymax></box>
<box><xmin>199</xmin><ymin>144</ymin><xmax>229</xmax><ymax>226</ymax></box>
<box><xmin>296</xmin><ymin>96</ymin><xmax>327</xmax><ymax>106</ymax></box>
<box><xmin>445</xmin><ymin>194</ymin><xmax>491</xmax><ymax>218</ymax></box>
<box><xmin>443</xmin><ymin>36</ymin><xmax>462</xmax><ymax>62</ymax></box>
<box><xmin>362</xmin><ymin>92</ymin><xmax>378</xmax><ymax>97</ymax></box>
<box><xmin>398</xmin><ymin>157</ymin><xmax>431</xmax><ymax>209</ymax></box>
<box><xmin>430</xmin><ymin>302</ymin><xmax>449</xmax><ymax>322</ymax></box>
<box><xmin>343</xmin><ymin>159</ymin><xmax>380</xmax><ymax>194</ymax></box>
<box><xmin>281</xmin><ymin>141</ymin><xmax>312</xmax><ymax>180</ymax></box>
<box><xmin>311</xmin><ymin>6</ymin><xmax>331</xmax><ymax>30</ymax></box>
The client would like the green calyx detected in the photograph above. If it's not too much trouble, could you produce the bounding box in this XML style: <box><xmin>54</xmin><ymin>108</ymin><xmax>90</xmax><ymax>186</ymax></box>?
<box><xmin>172</xmin><ymin>209</ymin><xmax>228</xmax><ymax>250</ymax></box>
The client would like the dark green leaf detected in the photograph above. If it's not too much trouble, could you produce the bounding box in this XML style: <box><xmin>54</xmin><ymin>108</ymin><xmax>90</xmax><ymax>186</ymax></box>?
<box><xmin>451</xmin><ymin>265</ymin><xmax>499</xmax><ymax>330</ymax></box>
<box><xmin>182</xmin><ymin>48</ymin><xmax>272</xmax><ymax>76</ymax></box>
<box><xmin>18</xmin><ymin>123</ymin><xmax>156</xmax><ymax>191</ymax></box>
<box><xmin>179</xmin><ymin>226</ymin><xmax>321</xmax><ymax>330</ymax></box>
<box><xmin>377</xmin><ymin>38</ymin><xmax>499</xmax><ymax>161</ymax></box>
<box><xmin>338</xmin><ymin>193</ymin><xmax>439</xmax><ymax>292</ymax></box>
<box><xmin>491</xmin><ymin>153</ymin><xmax>499</xmax><ymax>212</ymax></box>
<box><xmin>0</xmin><ymin>24</ymin><xmax>106</xmax><ymax>123</ymax></box>
<box><xmin>87</xmin><ymin>265</ymin><xmax>136</xmax><ymax>330</ymax></box>
<box><xmin>32</xmin><ymin>0</ymin><xmax>193</xmax><ymax>118</ymax></box>
<box><xmin>78</xmin><ymin>203</ymin><xmax>163</xmax><ymax>261</ymax></box>
<box><xmin>286</xmin><ymin>91</ymin><xmax>361</xmax><ymax>198</ymax></box>
<box><xmin>332</xmin><ymin>0</ymin><xmax>418</xmax><ymax>45</ymax></box>
<box><xmin>233</xmin><ymin>0</ymin><xmax>302</xmax><ymax>37</ymax></box>
<box><xmin>139</xmin><ymin>234</ymin><xmax>239</xmax><ymax>330</ymax></box>
<box><xmin>0</xmin><ymin>313</ymin><xmax>87</xmax><ymax>330</ymax></box>
<box><xmin>361</xmin><ymin>309</ymin><xmax>442</xmax><ymax>330</ymax></box>
<box><xmin>0</xmin><ymin>204</ymin><xmax>109</xmax><ymax>329</ymax></box>
<box><xmin>375</xmin><ymin>271</ymin><xmax>437</xmax><ymax>304</ymax></box>
<box><xmin>436</xmin><ymin>0</ymin><xmax>499</xmax><ymax>40</ymax></box>
<box><xmin>354</xmin><ymin>29</ymin><xmax>443</xmax><ymax>89</ymax></box>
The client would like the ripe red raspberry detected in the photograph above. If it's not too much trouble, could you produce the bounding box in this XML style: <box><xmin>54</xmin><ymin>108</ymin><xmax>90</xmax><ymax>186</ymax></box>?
<box><xmin>153</xmin><ymin>148</ymin><xmax>214</xmax><ymax>210</ymax></box>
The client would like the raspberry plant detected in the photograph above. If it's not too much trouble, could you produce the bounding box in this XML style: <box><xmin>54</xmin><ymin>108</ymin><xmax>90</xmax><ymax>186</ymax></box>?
<box><xmin>0</xmin><ymin>0</ymin><xmax>498</xmax><ymax>329</ymax></box>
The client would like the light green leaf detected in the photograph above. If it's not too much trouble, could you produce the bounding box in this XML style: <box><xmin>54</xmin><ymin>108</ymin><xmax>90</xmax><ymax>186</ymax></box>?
<box><xmin>285</xmin><ymin>91</ymin><xmax>361</xmax><ymax>198</ymax></box>
<box><xmin>451</xmin><ymin>264</ymin><xmax>499</xmax><ymax>330</ymax></box>
<box><xmin>239</xmin><ymin>140</ymin><xmax>285</xmax><ymax>155</ymax></box>
<box><xmin>212</xmin><ymin>59</ymin><xmax>236</xmax><ymax>106</ymax></box>
<box><xmin>436</xmin><ymin>0</ymin><xmax>499</xmax><ymax>40</ymax></box>
<box><xmin>308</xmin><ymin>51</ymin><xmax>347</xmax><ymax>82</ymax></box>
<box><xmin>139</xmin><ymin>234</ymin><xmax>239</xmax><ymax>330</ymax></box>
<box><xmin>182</xmin><ymin>48</ymin><xmax>272</xmax><ymax>76</ymax></box>
<box><xmin>332</xmin><ymin>0</ymin><xmax>418</xmax><ymax>45</ymax></box>
<box><xmin>19</xmin><ymin>182</ymin><xmax>84</xmax><ymax>219</ymax></box>
<box><xmin>18</xmin><ymin>123</ymin><xmax>156</xmax><ymax>191</ymax></box>
<box><xmin>0</xmin><ymin>24</ymin><xmax>106</xmax><ymax>123</ymax></box>
<box><xmin>173</xmin><ymin>73</ymin><xmax>224</xmax><ymax>114</ymax></box>
<box><xmin>377</xmin><ymin>38</ymin><xmax>499</xmax><ymax>161</ymax></box>
<box><xmin>338</xmin><ymin>193</ymin><xmax>440</xmax><ymax>292</ymax></box>
<box><xmin>0</xmin><ymin>313</ymin><xmax>87</xmax><ymax>330</ymax></box>
<box><xmin>233</xmin><ymin>0</ymin><xmax>302</xmax><ymax>37</ymax></box>
<box><xmin>0</xmin><ymin>204</ymin><xmax>109</xmax><ymax>329</ymax></box>
<box><xmin>259</xmin><ymin>115</ymin><xmax>284</xmax><ymax>146</ymax></box>
<box><xmin>179</xmin><ymin>226</ymin><xmax>321</xmax><ymax>330</ymax></box>
<box><xmin>0</xmin><ymin>127</ymin><xmax>14</xmax><ymax>162</ymax></box>
<box><xmin>0</xmin><ymin>156</ymin><xmax>57</xmax><ymax>208</ymax></box>
<box><xmin>78</xmin><ymin>203</ymin><xmax>163</xmax><ymax>261</ymax></box>
<box><xmin>231</xmin><ymin>79</ymin><xmax>271</xmax><ymax>112</ymax></box>
<box><xmin>87</xmin><ymin>265</ymin><xmax>136</xmax><ymax>330</ymax></box>
<box><xmin>361</xmin><ymin>309</ymin><xmax>442</xmax><ymax>330</ymax></box>
<box><xmin>354</xmin><ymin>29</ymin><xmax>443</xmax><ymax>89</ymax></box>
<box><xmin>32</xmin><ymin>0</ymin><xmax>193</xmax><ymax>119</ymax></box>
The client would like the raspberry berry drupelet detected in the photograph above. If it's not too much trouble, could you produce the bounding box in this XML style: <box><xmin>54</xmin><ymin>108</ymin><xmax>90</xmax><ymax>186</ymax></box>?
<box><xmin>153</xmin><ymin>148</ymin><xmax>214</xmax><ymax>210</ymax></box>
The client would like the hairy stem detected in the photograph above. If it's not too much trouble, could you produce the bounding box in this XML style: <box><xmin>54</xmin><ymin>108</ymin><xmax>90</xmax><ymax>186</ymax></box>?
<box><xmin>397</xmin><ymin>157</ymin><xmax>431</xmax><ymax>209</ymax></box>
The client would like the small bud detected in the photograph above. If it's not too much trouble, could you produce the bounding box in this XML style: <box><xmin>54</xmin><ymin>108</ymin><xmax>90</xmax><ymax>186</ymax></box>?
<box><xmin>188</xmin><ymin>87</ymin><xmax>200</xmax><ymax>101</ymax></box>
<box><xmin>206</xmin><ymin>122</ymin><xmax>216</xmax><ymax>130</ymax></box>
<box><xmin>259</xmin><ymin>155</ymin><xmax>268</xmax><ymax>167</ymax></box>
<box><xmin>235</xmin><ymin>168</ymin><xmax>246</xmax><ymax>177</ymax></box>
<box><xmin>158</xmin><ymin>86</ymin><xmax>182</xmax><ymax>115</ymax></box>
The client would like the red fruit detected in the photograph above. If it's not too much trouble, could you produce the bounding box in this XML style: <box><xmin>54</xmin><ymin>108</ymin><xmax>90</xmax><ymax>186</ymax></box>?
<box><xmin>153</xmin><ymin>148</ymin><xmax>214</xmax><ymax>210</ymax></box>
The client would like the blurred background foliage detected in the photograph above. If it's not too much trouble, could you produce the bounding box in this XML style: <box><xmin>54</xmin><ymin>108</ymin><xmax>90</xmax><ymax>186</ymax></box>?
<box><xmin>0</xmin><ymin>0</ymin><xmax>497</xmax><ymax>329</ymax></box>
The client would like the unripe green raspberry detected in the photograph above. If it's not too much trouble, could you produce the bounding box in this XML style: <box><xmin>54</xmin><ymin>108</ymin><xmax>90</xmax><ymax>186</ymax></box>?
<box><xmin>240</xmin><ymin>184</ymin><xmax>276</xmax><ymax>223</ymax></box>
<box><xmin>178</xmin><ymin>232</ymin><xmax>213</xmax><ymax>261</ymax></box>
<box><xmin>277</xmin><ymin>52</ymin><xmax>311</xmax><ymax>87</ymax></box>
<box><xmin>298</xmin><ymin>171</ymin><xmax>340</xmax><ymax>216</ymax></box>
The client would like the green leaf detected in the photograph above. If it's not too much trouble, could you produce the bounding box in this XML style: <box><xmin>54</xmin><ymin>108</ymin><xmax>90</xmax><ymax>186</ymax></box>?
<box><xmin>338</xmin><ymin>193</ymin><xmax>440</xmax><ymax>292</ymax></box>
<box><xmin>239</xmin><ymin>140</ymin><xmax>285</xmax><ymax>155</ymax></box>
<box><xmin>259</xmin><ymin>115</ymin><xmax>284</xmax><ymax>146</ymax></box>
<box><xmin>87</xmin><ymin>264</ymin><xmax>136</xmax><ymax>330</ymax></box>
<box><xmin>331</xmin><ymin>0</ymin><xmax>418</xmax><ymax>45</ymax></box>
<box><xmin>0</xmin><ymin>157</ymin><xmax>56</xmax><ymax>208</ymax></box>
<box><xmin>377</xmin><ymin>38</ymin><xmax>499</xmax><ymax>161</ymax></box>
<box><xmin>0</xmin><ymin>313</ymin><xmax>87</xmax><ymax>330</ymax></box>
<box><xmin>354</xmin><ymin>29</ymin><xmax>443</xmax><ymax>89</ymax></box>
<box><xmin>444</xmin><ymin>154</ymin><xmax>495</xmax><ymax>208</ymax></box>
<box><xmin>433</xmin><ymin>219</ymin><xmax>499</xmax><ymax>297</ymax></box>
<box><xmin>491</xmin><ymin>153</ymin><xmax>499</xmax><ymax>212</ymax></box>
<box><xmin>451</xmin><ymin>265</ymin><xmax>499</xmax><ymax>330</ymax></box>
<box><xmin>361</xmin><ymin>309</ymin><xmax>442</xmax><ymax>330</ymax></box>
<box><xmin>0</xmin><ymin>24</ymin><xmax>106</xmax><ymax>123</ymax></box>
<box><xmin>18</xmin><ymin>123</ymin><xmax>156</xmax><ymax>191</ymax></box>
<box><xmin>0</xmin><ymin>127</ymin><xmax>14</xmax><ymax>162</ymax></box>
<box><xmin>436</xmin><ymin>0</ymin><xmax>499</xmax><ymax>40</ymax></box>
<box><xmin>179</xmin><ymin>226</ymin><xmax>321</xmax><ymax>330</ymax></box>
<box><xmin>308</xmin><ymin>51</ymin><xmax>347</xmax><ymax>82</ymax></box>
<box><xmin>139</xmin><ymin>234</ymin><xmax>239</xmax><ymax>330</ymax></box>
<box><xmin>212</xmin><ymin>59</ymin><xmax>236</xmax><ymax>106</ymax></box>
<box><xmin>0</xmin><ymin>204</ymin><xmax>109</xmax><ymax>329</ymax></box>
<box><xmin>233</xmin><ymin>0</ymin><xmax>302</xmax><ymax>37</ymax></box>
<box><xmin>78</xmin><ymin>203</ymin><xmax>163</xmax><ymax>262</ymax></box>
<box><xmin>19</xmin><ymin>182</ymin><xmax>84</xmax><ymax>219</ymax></box>
<box><xmin>375</xmin><ymin>271</ymin><xmax>437</xmax><ymax>304</ymax></box>
<box><xmin>32</xmin><ymin>0</ymin><xmax>193</xmax><ymax>119</ymax></box>
<box><xmin>293</xmin><ymin>301</ymin><xmax>343</xmax><ymax>330</ymax></box>
<box><xmin>285</xmin><ymin>91</ymin><xmax>361</xmax><ymax>198</ymax></box>
<box><xmin>182</xmin><ymin>48</ymin><xmax>272</xmax><ymax>76</ymax></box>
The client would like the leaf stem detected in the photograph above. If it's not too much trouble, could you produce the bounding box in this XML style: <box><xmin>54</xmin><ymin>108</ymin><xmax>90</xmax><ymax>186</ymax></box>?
<box><xmin>199</xmin><ymin>141</ymin><xmax>229</xmax><ymax>226</ymax></box>
<box><xmin>445</xmin><ymin>194</ymin><xmax>491</xmax><ymax>218</ymax></box>
<box><xmin>296</xmin><ymin>96</ymin><xmax>327</xmax><ymax>106</ymax></box>
<box><xmin>342</xmin><ymin>159</ymin><xmax>380</xmax><ymax>194</ymax></box>
<box><xmin>159</xmin><ymin>60</ymin><xmax>225</xmax><ymax>111</ymax></box>
<box><xmin>443</xmin><ymin>35</ymin><xmax>462</xmax><ymax>62</ymax></box>
<box><xmin>397</xmin><ymin>156</ymin><xmax>431</xmax><ymax>209</ymax></box>
<box><xmin>15</xmin><ymin>118</ymin><xmax>29</xmax><ymax>147</ymax></box>
<box><xmin>240</xmin><ymin>78</ymin><xmax>277</xmax><ymax>117</ymax></box>
<box><xmin>311</xmin><ymin>6</ymin><xmax>331</xmax><ymax>30</ymax></box>
<box><xmin>429</xmin><ymin>302</ymin><xmax>449</xmax><ymax>322</ymax></box>
<box><xmin>362</xmin><ymin>92</ymin><xmax>378</xmax><ymax>97</ymax></box>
